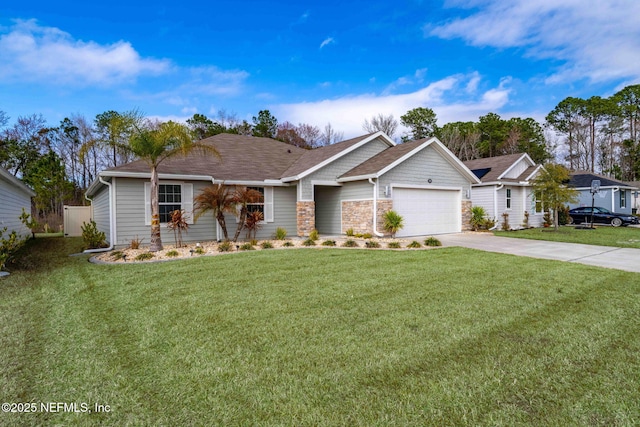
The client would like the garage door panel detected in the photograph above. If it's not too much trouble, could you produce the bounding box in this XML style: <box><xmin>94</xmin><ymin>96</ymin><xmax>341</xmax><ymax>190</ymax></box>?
<box><xmin>393</xmin><ymin>188</ymin><xmax>460</xmax><ymax>236</ymax></box>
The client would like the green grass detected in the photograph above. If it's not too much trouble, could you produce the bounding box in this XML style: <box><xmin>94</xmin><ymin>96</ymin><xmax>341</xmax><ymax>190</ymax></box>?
<box><xmin>1</xmin><ymin>237</ymin><xmax>640</xmax><ymax>426</ymax></box>
<box><xmin>495</xmin><ymin>225</ymin><xmax>640</xmax><ymax>248</ymax></box>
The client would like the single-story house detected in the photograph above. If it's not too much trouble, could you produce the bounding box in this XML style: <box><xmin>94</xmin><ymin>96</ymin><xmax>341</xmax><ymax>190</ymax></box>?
<box><xmin>0</xmin><ymin>166</ymin><xmax>35</xmax><ymax>239</ymax></box>
<box><xmin>569</xmin><ymin>172</ymin><xmax>638</xmax><ymax>214</ymax></box>
<box><xmin>464</xmin><ymin>153</ymin><xmax>544</xmax><ymax>229</ymax></box>
<box><xmin>85</xmin><ymin>132</ymin><xmax>479</xmax><ymax>247</ymax></box>
<box><xmin>624</xmin><ymin>181</ymin><xmax>640</xmax><ymax>213</ymax></box>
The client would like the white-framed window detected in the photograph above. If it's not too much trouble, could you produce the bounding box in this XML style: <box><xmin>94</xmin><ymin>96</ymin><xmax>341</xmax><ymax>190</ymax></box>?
<box><xmin>235</xmin><ymin>186</ymin><xmax>274</xmax><ymax>222</ymax></box>
<box><xmin>506</xmin><ymin>188</ymin><xmax>512</xmax><ymax>210</ymax></box>
<box><xmin>144</xmin><ymin>182</ymin><xmax>194</xmax><ymax>225</ymax></box>
<box><xmin>247</xmin><ymin>186</ymin><xmax>265</xmax><ymax>215</ymax></box>
<box><xmin>620</xmin><ymin>190</ymin><xmax>626</xmax><ymax>209</ymax></box>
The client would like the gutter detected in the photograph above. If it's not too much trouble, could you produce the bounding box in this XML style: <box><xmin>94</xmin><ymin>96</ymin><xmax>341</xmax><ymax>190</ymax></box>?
<box><xmin>368</xmin><ymin>178</ymin><xmax>384</xmax><ymax>237</ymax></box>
<box><xmin>490</xmin><ymin>184</ymin><xmax>504</xmax><ymax>231</ymax></box>
<box><xmin>83</xmin><ymin>176</ymin><xmax>115</xmax><ymax>253</ymax></box>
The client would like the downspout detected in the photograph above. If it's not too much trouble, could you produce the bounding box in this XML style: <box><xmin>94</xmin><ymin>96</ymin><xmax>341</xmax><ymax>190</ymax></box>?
<box><xmin>611</xmin><ymin>187</ymin><xmax>619</xmax><ymax>212</ymax></box>
<box><xmin>368</xmin><ymin>178</ymin><xmax>384</xmax><ymax>237</ymax></box>
<box><xmin>490</xmin><ymin>184</ymin><xmax>504</xmax><ymax>231</ymax></box>
<box><xmin>83</xmin><ymin>176</ymin><xmax>115</xmax><ymax>253</ymax></box>
<box><xmin>211</xmin><ymin>177</ymin><xmax>221</xmax><ymax>241</ymax></box>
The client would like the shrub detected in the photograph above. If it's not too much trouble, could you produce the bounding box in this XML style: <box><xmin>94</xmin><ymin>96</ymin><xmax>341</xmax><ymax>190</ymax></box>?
<box><xmin>365</xmin><ymin>240</ymin><xmax>381</xmax><ymax>248</ymax></box>
<box><xmin>387</xmin><ymin>241</ymin><xmax>402</xmax><ymax>249</ymax></box>
<box><xmin>321</xmin><ymin>240</ymin><xmax>336</xmax><ymax>246</ymax></box>
<box><xmin>522</xmin><ymin>211</ymin><xmax>530</xmax><ymax>228</ymax></box>
<box><xmin>470</xmin><ymin>206</ymin><xmax>487</xmax><ymax>231</ymax></box>
<box><xmin>342</xmin><ymin>239</ymin><xmax>359</xmax><ymax>248</ymax></box>
<box><xmin>111</xmin><ymin>250</ymin><xmax>124</xmax><ymax>261</ymax></box>
<box><xmin>244</xmin><ymin>211</ymin><xmax>264</xmax><ymax>240</ymax></box>
<box><xmin>543</xmin><ymin>211</ymin><xmax>553</xmax><ymax>227</ymax></box>
<box><xmin>424</xmin><ymin>237</ymin><xmax>442</xmax><ymax>247</ymax></box>
<box><xmin>260</xmin><ymin>241</ymin><xmax>274</xmax><ymax>249</ymax></box>
<box><xmin>345</xmin><ymin>228</ymin><xmax>355</xmax><ymax>237</ymax></box>
<box><xmin>166</xmin><ymin>209</ymin><xmax>189</xmax><ymax>247</ymax></box>
<box><xmin>282</xmin><ymin>241</ymin><xmax>295</xmax><ymax>247</ymax></box>
<box><xmin>166</xmin><ymin>250</ymin><xmax>179</xmax><ymax>257</ymax></box>
<box><xmin>130</xmin><ymin>235</ymin><xmax>143</xmax><ymax>250</ymax></box>
<box><xmin>309</xmin><ymin>229</ymin><xmax>320</xmax><ymax>241</ymax></box>
<box><xmin>302</xmin><ymin>238</ymin><xmax>316</xmax><ymax>246</ymax></box>
<box><xmin>407</xmin><ymin>240</ymin><xmax>422</xmax><ymax>248</ymax></box>
<box><xmin>558</xmin><ymin>205</ymin><xmax>571</xmax><ymax>225</ymax></box>
<box><xmin>383</xmin><ymin>210</ymin><xmax>404</xmax><ymax>238</ymax></box>
<box><xmin>239</xmin><ymin>243</ymin><xmax>255</xmax><ymax>251</ymax></box>
<box><xmin>0</xmin><ymin>227</ymin><xmax>26</xmax><ymax>270</ymax></box>
<box><xmin>194</xmin><ymin>247</ymin><xmax>206</xmax><ymax>255</ymax></box>
<box><xmin>274</xmin><ymin>227</ymin><xmax>287</xmax><ymax>240</ymax></box>
<box><xmin>81</xmin><ymin>220</ymin><xmax>106</xmax><ymax>249</ymax></box>
<box><xmin>362</xmin><ymin>232</ymin><xmax>373</xmax><ymax>239</ymax></box>
<box><xmin>501</xmin><ymin>212</ymin><xmax>510</xmax><ymax>231</ymax></box>
<box><xmin>218</xmin><ymin>241</ymin><xmax>233</xmax><ymax>252</ymax></box>
<box><xmin>135</xmin><ymin>252</ymin><xmax>154</xmax><ymax>261</ymax></box>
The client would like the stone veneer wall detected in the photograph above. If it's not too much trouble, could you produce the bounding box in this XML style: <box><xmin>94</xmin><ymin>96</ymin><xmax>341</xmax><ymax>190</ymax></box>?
<box><xmin>296</xmin><ymin>201</ymin><xmax>315</xmax><ymax>236</ymax></box>
<box><xmin>376</xmin><ymin>199</ymin><xmax>394</xmax><ymax>236</ymax></box>
<box><xmin>461</xmin><ymin>200</ymin><xmax>472</xmax><ymax>231</ymax></box>
<box><xmin>341</xmin><ymin>200</ymin><xmax>373</xmax><ymax>234</ymax></box>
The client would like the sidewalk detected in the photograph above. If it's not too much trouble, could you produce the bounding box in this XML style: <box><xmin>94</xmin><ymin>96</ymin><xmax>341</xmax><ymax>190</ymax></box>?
<box><xmin>437</xmin><ymin>233</ymin><xmax>640</xmax><ymax>273</ymax></box>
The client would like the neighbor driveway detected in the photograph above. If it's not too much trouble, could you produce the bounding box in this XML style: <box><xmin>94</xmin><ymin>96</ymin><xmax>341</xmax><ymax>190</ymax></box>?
<box><xmin>438</xmin><ymin>233</ymin><xmax>640</xmax><ymax>273</ymax></box>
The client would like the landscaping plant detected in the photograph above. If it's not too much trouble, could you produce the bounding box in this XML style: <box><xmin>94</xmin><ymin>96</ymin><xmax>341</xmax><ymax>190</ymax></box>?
<box><xmin>81</xmin><ymin>220</ymin><xmax>106</xmax><ymax>249</ymax></box>
<box><xmin>383</xmin><ymin>210</ymin><xmax>404</xmax><ymax>238</ymax></box>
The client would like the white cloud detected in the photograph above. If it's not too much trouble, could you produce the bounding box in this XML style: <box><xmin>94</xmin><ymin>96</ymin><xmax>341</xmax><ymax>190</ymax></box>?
<box><xmin>320</xmin><ymin>37</ymin><xmax>335</xmax><ymax>49</ymax></box>
<box><xmin>272</xmin><ymin>73</ymin><xmax>511</xmax><ymax>139</ymax></box>
<box><xmin>0</xmin><ymin>19</ymin><xmax>171</xmax><ymax>86</ymax></box>
<box><xmin>429</xmin><ymin>0</ymin><xmax>640</xmax><ymax>84</ymax></box>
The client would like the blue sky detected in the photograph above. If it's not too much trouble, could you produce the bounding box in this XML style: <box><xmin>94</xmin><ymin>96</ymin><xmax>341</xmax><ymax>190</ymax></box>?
<box><xmin>1</xmin><ymin>0</ymin><xmax>639</xmax><ymax>139</ymax></box>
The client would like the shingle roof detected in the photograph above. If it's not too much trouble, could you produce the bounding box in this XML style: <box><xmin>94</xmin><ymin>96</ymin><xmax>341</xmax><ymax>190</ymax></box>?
<box><xmin>569</xmin><ymin>171</ymin><xmax>637</xmax><ymax>189</ymax></box>
<box><xmin>463</xmin><ymin>153</ymin><xmax>530</xmax><ymax>182</ymax></box>
<box><xmin>105</xmin><ymin>133</ymin><xmax>307</xmax><ymax>181</ymax></box>
<box><xmin>340</xmin><ymin>138</ymin><xmax>427</xmax><ymax>178</ymax></box>
<box><xmin>281</xmin><ymin>133</ymin><xmax>377</xmax><ymax>179</ymax></box>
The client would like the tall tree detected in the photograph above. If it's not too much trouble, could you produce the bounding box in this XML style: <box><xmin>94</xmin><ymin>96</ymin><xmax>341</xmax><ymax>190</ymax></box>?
<box><xmin>276</xmin><ymin>121</ymin><xmax>307</xmax><ymax>148</ymax></box>
<box><xmin>296</xmin><ymin>123</ymin><xmax>322</xmax><ymax>148</ymax></box>
<box><xmin>362</xmin><ymin>114</ymin><xmax>398</xmax><ymax>138</ymax></box>
<box><xmin>546</xmin><ymin>97</ymin><xmax>585</xmax><ymax>170</ymax></box>
<box><xmin>320</xmin><ymin>123</ymin><xmax>344</xmax><ymax>146</ymax></box>
<box><xmin>186</xmin><ymin>113</ymin><xmax>226</xmax><ymax>140</ymax></box>
<box><xmin>477</xmin><ymin>112</ymin><xmax>508</xmax><ymax>158</ymax></box>
<box><xmin>22</xmin><ymin>150</ymin><xmax>73</xmax><ymax>222</ymax></box>
<box><xmin>506</xmin><ymin>117</ymin><xmax>549</xmax><ymax>163</ymax></box>
<box><xmin>0</xmin><ymin>114</ymin><xmax>48</xmax><ymax>177</ymax></box>
<box><xmin>438</xmin><ymin>121</ymin><xmax>480</xmax><ymax>161</ymax></box>
<box><xmin>94</xmin><ymin>110</ymin><xmax>141</xmax><ymax>167</ymax></box>
<box><xmin>400</xmin><ymin>107</ymin><xmax>438</xmax><ymax>141</ymax></box>
<box><xmin>127</xmin><ymin>121</ymin><xmax>220</xmax><ymax>251</ymax></box>
<box><xmin>613</xmin><ymin>84</ymin><xmax>640</xmax><ymax>179</ymax></box>
<box><xmin>531</xmin><ymin>164</ymin><xmax>578</xmax><ymax>230</ymax></box>
<box><xmin>252</xmin><ymin>110</ymin><xmax>278</xmax><ymax>138</ymax></box>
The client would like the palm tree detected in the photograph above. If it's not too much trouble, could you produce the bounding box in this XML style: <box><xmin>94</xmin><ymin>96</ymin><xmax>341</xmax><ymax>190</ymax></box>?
<box><xmin>193</xmin><ymin>183</ymin><xmax>236</xmax><ymax>241</ymax></box>
<box><xmin>232</xmin><ymin>187</ymin><xmax>264</xmax><ymax>242</ymax></box>
<box><xmin>128</xmin><ymin>120</ymin><xmax>220</xmax><ymax>251</ymax></box>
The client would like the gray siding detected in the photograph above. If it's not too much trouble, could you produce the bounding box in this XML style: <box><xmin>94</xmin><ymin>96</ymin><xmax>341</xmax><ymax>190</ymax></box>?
<box><xmin>572</xmin><ymin>188</ymin><xmax>632</xmax><ymax>214</ymax></box>
<box><xmin>91</xmin><ymin>185</ymin><xmax>111</xmax><ymax>244</ymax></box>
<box><xmin>340</xmin><ymin>181</ymin><xmax>373</xmax><ymax>200</ymax></box>
<box><xmin>380</xmin><ymin>145</ymin><xmax>472</xmax><ymax>199</ymax></box>
<box><xmin>300</xmin><ymin>137</ymin><xmax>389</xmax><ymax>200</ymax></box>
<box><xmin>0</xmin><ymin>176</ymin><xmax>32</xmax><ymax>239</ymax></box>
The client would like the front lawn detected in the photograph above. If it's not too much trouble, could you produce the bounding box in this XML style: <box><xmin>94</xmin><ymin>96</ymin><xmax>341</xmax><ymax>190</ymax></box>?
<box><xmin>495</xmin><ymin>225</ymin><xmax>640</xmax><ymax>248</ymax></box>
<box><xmin>1</xmin><ymin>237</ymin><xmax>639</xmax><ymax>426</ymax></box>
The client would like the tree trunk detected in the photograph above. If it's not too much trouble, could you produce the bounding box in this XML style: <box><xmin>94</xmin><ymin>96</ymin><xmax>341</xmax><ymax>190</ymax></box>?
<box><xmin>149</xmin><ymin>166</ymin><xmax>163</xmax><ymax>251</ymax></box>
<box><xmin>216</xmin><ymin>212</ymin><xmax>229</xmax><ymax>240</ymax></box>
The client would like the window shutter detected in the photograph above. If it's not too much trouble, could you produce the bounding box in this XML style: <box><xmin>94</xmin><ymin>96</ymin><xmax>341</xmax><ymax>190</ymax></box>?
<box><xmin>183</xmin><ymin>183</ymin><xmax>194</xmax><ymax>224</ymax></box>
<box><xmin>265</xmin><ymin>187</ymin><xmax>274</xmax><ymax>222</ymax></box>
<box><xmin>144</xmin><ymin>182</ymin><xmax>151</xmax><ymax>226</ymax></box>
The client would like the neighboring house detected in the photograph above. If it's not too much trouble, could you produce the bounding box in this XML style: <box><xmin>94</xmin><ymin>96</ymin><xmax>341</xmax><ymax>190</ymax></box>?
<box><xmin>85</xmin><ymin>132</ymin><xmax>479</xmax><ymax>247</ymax></box>
<box><xmin>0</xmin><ymin>166</ymin><xmax>36</xmax><ymax>239</ymax></box>
<box><xmin>464</xmin><ymin>153</ymin><xmax>543</xmax><ymax>229</ymax></box>
<box><xmin>569</xmin><ymin>172</ymin><xmax>638</xmax><ymax>214</ymax></box>
<box><xmin>624</xmin><ymin>181</ymin><xmax>640</xmax><ymax>213</ymax></box>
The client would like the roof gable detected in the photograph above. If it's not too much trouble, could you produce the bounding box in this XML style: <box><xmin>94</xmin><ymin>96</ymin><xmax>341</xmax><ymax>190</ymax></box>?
<box><xmin>0</xmin><ymin>166</ymin><xmax>36</xmax><ymax>197</ymax></box>
<box><xmin>464</xmin><ymin>153</ymin><xmax>536</xmax><ymax>183</ymax></box>
<box><xmin>570</xmin><ymin>171</ymin><xmax>638</xmax><ymax>189</ymax></box>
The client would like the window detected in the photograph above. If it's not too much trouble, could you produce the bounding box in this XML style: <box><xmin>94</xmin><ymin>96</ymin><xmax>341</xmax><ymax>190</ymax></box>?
<box><xmin>144</xmin><ymin>182</ymin><xmax>193</xmax><ymax>225</ymax></box>
<box><xmin>620</xmin><ymin>190</ymin><xmax>626</xmax><ymax>209</ymax></box>
<box><xmin>506</xmin><ymin>188</ymin><xmax>512</xmax><ymax>209</ymax></box>
<box><xmin>246</xmin><ymin>187</ymin><xmax>265</xmax><ymax>215</ymax></box>
<box><xmin>158</xmin><ymin>184</ymin><xmax>182</xmax><ymax>223</ymax></box>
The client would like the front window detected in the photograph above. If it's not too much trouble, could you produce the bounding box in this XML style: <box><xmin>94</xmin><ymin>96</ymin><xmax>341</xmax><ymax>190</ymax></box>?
<box><xmin>506</xmin><ymin>188</ymin><xmax>512</xmax><ymax>209</ymax></box>
<box><xmin>620</xmin><ymin>190</ymin><xmax>626</xmax><ymax>209</ymax></box>
<box><xmin>246</xmin><ymin>187</ymin><xmax>265</xmax><ymax>215</ymax></box>
<box><xmin>159</xmin><ymin>184</ymin><xmax>182</xmax><ymax>223</ymax></box>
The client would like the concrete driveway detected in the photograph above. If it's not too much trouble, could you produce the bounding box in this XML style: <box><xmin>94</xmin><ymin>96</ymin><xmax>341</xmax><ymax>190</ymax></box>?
<box><xmin>438</xmin><ymin>233</ymin><xmax>640</xmax><ymax>273</ymax></box>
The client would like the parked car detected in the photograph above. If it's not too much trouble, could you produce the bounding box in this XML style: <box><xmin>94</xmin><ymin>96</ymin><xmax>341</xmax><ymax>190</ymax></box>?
<box><xmin>568</xmin><ymin>206</ymin><xmax>639</xmax><ymax>227</ymax></box>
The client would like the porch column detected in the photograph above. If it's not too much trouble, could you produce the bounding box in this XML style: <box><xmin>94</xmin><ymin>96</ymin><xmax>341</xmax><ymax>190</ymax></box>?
<box><xmin>297</xmin><ymin>201</ymin><xmax>315</xmax><ymax>236</ymax></box>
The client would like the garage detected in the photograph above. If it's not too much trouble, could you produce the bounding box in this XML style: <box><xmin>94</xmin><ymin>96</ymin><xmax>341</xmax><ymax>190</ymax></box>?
<box><xmin>393</xmin><ymin>187</ymin><xmax>461</xmax><ymax>236</ymax></box>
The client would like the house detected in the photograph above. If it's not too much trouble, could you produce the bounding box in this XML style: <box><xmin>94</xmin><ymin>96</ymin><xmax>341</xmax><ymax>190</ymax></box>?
<box><xmin>569</xmin><ymin>172</ymin><xmax>638</xmax><ymax>214</ymax></box>
<box><xmin>624</xmin><ymin>181</ymin><xmax>640</xmax><ymax>213</ymax></box>
<box><xmin>0</xmin><ymin>166</ymin><xmax>35</xmax><ymax>239</ymax></box>
<box><xmin>464</xmin><ymin>153</ymin><xmax>543</xmax><ymax>229</ymax></box>
<box><xmin>85</xmin><ymin>132</ymin><xmax>479</xmax><ymax>247</ymax></box>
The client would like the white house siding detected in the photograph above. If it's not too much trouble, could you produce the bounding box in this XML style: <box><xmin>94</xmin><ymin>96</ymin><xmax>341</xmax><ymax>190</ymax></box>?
<box><xmin>91</xmin><ymin>185</ymin><xmax>111</xmax><ymax>244</ymax></box>
<box><xmin>470</xmin><ymin>186</ymin><xmax>496</xmax><ymax>218</ymax></box>
<box><xmin>379</xmin><ymin>145</ymin><xmax>472</xmax><ymax>200</ymax></box>
<box><xmin>299</xmin><ymin>137</ymin><xmax>389</xmax><ymax>200</ymax></box>
<box><xmin>524</xmin><ymin>188</ymin><xmax>544</xmax><ymax>227</ymax></box>
<box><xmin>503</xmin><ymin>158</ymin><xmax>528</xmax><ymax>179</ymax></box>
<box><xmin>0</xmin><ymin>174</ymin><xmax>33</xmax><ymax>239</ymax></box>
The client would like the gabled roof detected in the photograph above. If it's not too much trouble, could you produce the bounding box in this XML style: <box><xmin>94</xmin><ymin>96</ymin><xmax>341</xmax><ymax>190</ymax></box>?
<box><xmin>101</xmin><ymin>133</ymin><xmax>307</xmax><ymax>182</ymax></box>
<box><xmin>281</xmin><ymin>131</ymin><xmax>394</xmax><ymax>181</ymax></box>
<box><xmin>0</xmin><ymin>166</ymin><xmax>36</xmax><ymax>197</ymax></box>
<box><xmin>339</xmin><ymin>137</ymin><xmax>480</xmax><ymax>184</ymax></box>
<box><xmin>569</xmin><ymin>171</ymin><xmax>638</xmax><ymax>189</ymax></box>
<box><xmin>464</xmin><ymin>153</ymin><xmax>536</xmax><ymax>183</ymax></box>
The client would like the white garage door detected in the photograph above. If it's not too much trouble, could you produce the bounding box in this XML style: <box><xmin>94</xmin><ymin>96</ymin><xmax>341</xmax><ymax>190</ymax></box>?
<box><xmin>393</xmin><ymin>187</ymin><xmax>461</xmax><ymax>237</ymax></box>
